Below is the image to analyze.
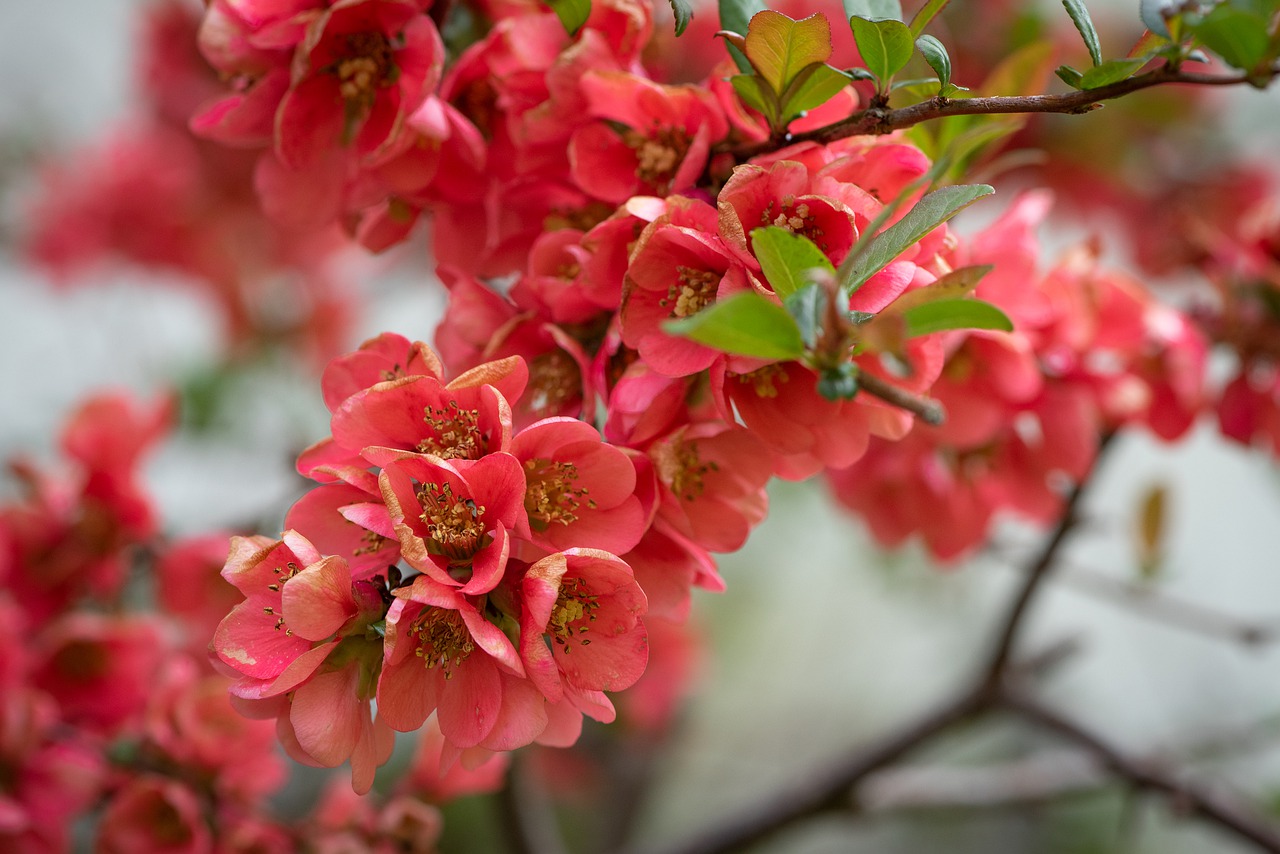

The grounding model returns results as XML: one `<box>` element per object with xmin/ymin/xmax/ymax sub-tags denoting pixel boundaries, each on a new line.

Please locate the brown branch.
<box><xmin>724</xmin><ymin>64</ymin><xmax>1279</xmax><ymax>161</ymax></box>
<box><xmin>1004</xmin><ymin>691</ymin><xmax>1280</xmax><ymax>854</ymax></box>
<box><xmin>637</xmin><ymin>683</ymin><xmax>990</xmax><ymax>854</ymax></box>
<box><xmin>500</xmin><ymin>754</ymin><xmax>570</xmax><ymax>854</ymax></box>
<box><xmin>1055</xmin><ymin>563</ymin><xmax>1280</xmax><ymax>649</ymax></box>
<box><xmin>979</xmin><ymin>432</ymin><xmax>1116</xmax><ymax>688</ymax></box>
<box><xmin>856</xmin><ymin>370</ymin><xmax>946</xmax><ymax>425</ymax></box>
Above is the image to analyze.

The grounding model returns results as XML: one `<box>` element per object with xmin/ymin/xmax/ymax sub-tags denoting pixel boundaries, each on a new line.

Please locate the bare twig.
<box><xmin>1005</xmin><ymin>691</ymin><xmax>1280</xmax><ymax>853</ymax></box>
<box><xmin>980</xmin><ymin>433</ymin><xmax>1116</xmax><ymax>688</ymax></box>
<box><xmin>1056</xmin><ymin>564</ymin><xmax>1280</xmax><ymax>648</ymax></box>
<box><xmin>500</xmin><ymin>754</ymin><xmax>570</xmax><ymax>854</ymax></box>
<box><xmin>639</xmin><ymin>683</ymin><xmax>989</xmax><ymax>854</ymax></box>
<box><xmin>856</xmin><ymin>370</ymin><xmax>945</xmax><ymax>425</ymax></box>
<box><xmin>724</xmin><ymin>65</ymin><xmax>1280</xmax><ymax>160</ymax></box>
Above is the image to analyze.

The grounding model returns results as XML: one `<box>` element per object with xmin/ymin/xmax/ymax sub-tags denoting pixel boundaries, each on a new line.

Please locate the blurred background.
<box><xmin>3</xmin><ymin>1</ymin><xmax>1280</xmax><ymax>852</ymax></box>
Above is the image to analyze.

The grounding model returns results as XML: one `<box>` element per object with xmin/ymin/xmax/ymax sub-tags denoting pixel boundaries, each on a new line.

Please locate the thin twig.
<box><xmin>1055</xmin><ymin>564</ymin><xmax>1280</xmax><ymax>648</ymax></box>
<box><xmin>1004</xmin><ymin>691</ymin><xmax>1280</xmax><ymax>853</ymax></box>
<box><xmin>980</xmin><ymin>433</ymin><xmax>1116</xmax><ymax>688</ymax></box>
<box><xmin>500</xmin><ymin>753</ymin><xmax>570</xmax><ymax>854</ymax></box>
<box><xmin>857</xmin><ymin>370</ymin><xmax>945</xmax><ymax>425</ymax></box>
<box><xmin>724</xmin><ymin>65</ymin><xmax>1279</xmax><ymax>160</ymax></box>
<box><xmin>637</xmin><ymin>683</ymin><xmax>990</xmax><ymax>854</ymax></box>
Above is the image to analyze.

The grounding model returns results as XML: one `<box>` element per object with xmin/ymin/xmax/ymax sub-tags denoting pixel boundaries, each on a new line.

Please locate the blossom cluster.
<box><xmin>14</xmin><ymin>0</ymin><xmax>1280</xmax><ymax>844</ymax></box>
<box><xmin>0</xmin><ymin>393</ymin><xmax>514</xmax><ymax>852</ymax></box>
<box><xmin>183</xmin><ymin>0</ymin><xmax>1237</xmax><ymax>787</ymax></box>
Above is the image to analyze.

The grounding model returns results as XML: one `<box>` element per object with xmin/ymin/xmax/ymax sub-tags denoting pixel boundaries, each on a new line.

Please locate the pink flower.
<box><xmin>96</xmin><ymin>777</ymin><xmax>212</xmax><ymax>854</ymax></box>
<box><xmin>376</xmin><ymin>575</ymin><xmax>529</xmax><ymax>745</ymax></box>
<box><xmin>621</xmin><ymin>196</ymin><xmax>752</xmax><ymax>377</ymax></box>
<box><xmin>275</xmin><ymin>0</ymin><xmax>443</xmax><ymax>168</ymax></box>
<box><xmin>510</xmin><ymin>418</ymin><xmax>647</xmax><ymax>556</ymax></box>
<box><xmin>379</xmin><ymin>453</ymin><xmax>527</xmax><ymax>594</ymax></box>
<box><xmin>649</xmin><ymin>422</ymin><xmax>771</xmax><ymax>553</ymax></box>
<box><xmin>519</xmin><ymin>550</ymin><xmax>648</xmax><ymax>702</ymax></box>
<box><xmin>32</xmin><ymin>614</ymin><xmax>165</xmax><ymax>737</ymax></box>
<box><xmin>569</xmin><ymin>71</ymin><xmax>728</xmax><ymax>203</ymax></box>
<box><xmin>154</xmin><ymin>533</ymin><xmax>245</xmax><ymax>651</ymax></box>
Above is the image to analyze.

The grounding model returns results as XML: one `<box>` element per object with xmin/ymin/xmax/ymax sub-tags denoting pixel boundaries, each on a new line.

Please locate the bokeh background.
<box><xmin>3</xmin><ymin>1</ymin><xmax>1280</xmax><ymax>851</ymax></box>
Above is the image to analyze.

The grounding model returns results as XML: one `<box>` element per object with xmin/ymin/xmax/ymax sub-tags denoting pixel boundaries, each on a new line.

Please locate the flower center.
<box><xmin>416</xmin><ymin>483</ymin><xmax>488</xmax><ymax>563</ymax></box>
<box><xmin>661</xmin><ymin>265</ymin><xmax>720</xmax><ymax>318</ymax></box>
<box><xmin>623</xmin><ymin>126</ymin><xmax>692</xmax><ymax>190</ymax></box>
<box><xmin>411</xmin><ymin>608</ymin><xmax>474</xmax><ymax>678</ymax></box>
<box><xmin>416</xmin><ymin>400</ymin><xmax>484</xmax><ymax>460</ymax></box>
<box><xmin>527</xmin><ymin>351</ymin><xmax>581</xmax><ymax>417</ymax></box>
<box><xmin>265</xmin><ymin>560</ymin><xmax>302</xmax><ymax>635</ymax></box>
<box><xmin>733</xmin><ymin>363</ymin><xmax>790</xmax><ymax>398</ymax></box>
<box><xmin>524</xmin><ymin>459</ymin><xmax>596</xmax><ymax>531</ymax></box>
<box><xmin>548</xmin><ymin>576</ymin><xmax>599</xmax><ymax>653</ymax></box>
<box><xmin>658</xmin><ymin>440</ymin><xmax>717</xmax><ymax>502</ymax></box>
<box><xmin>335</xmin><ymin>32</ymin><xmax>398</xmax><ymax>107</ymax></box>
<box><xmin>758</xmin><ymin>195</ymin><xmax>828</xmax><ymax>252</ymax></box>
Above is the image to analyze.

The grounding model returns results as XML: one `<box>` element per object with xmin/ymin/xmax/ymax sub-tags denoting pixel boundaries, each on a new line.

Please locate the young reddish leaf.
<box><xmin>885</xmin><ymin>265</ymin><xmax>993</xmax><ymax>312</ymax></box>
<box><xmin>664</xmin><ymin>291</ymin><xmax>805</xmax><ymax>360</ymax></box>
<box><xmin>750</xmin><ymin>227</ymin><xmax>836</xmax><ymax>298</ymax></box>
<box><xmin>745</xmin><ymin>11</ymin><xmax>834</xmax><ymax>95</ymax></box>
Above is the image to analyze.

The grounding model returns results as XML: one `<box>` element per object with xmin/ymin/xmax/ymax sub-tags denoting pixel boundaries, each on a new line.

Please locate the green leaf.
<box><xmin>746</xmin><ymin>11</ymin><xmax>834</xmax><ymax>94</ymax></box>
<box><xmin>750</xmin><ymin>227</ymin><xmax>836</xmax><ymax>297</ymax></box>
<box><xmin>1079</xmin><ymin>56</ymin><xmax>1146</xmax><ymax>88</ymax></box>
<box><xmin>849</xmin><ymin>16</ymin><xmax>916</xmax><ymax>85</ymax></box>
<box><xmin>731</xmin><ymin>74</ymin><xmax>776</xmax><ymax>121</ymax></box>
<box><xmin>889</xmin><ymin>264</ymin><xmax>993</xmax><ymax>311</ymax></box>
<box><xmin>784</xmin><ymin>281</ymin><xmax>827</xmax><ymax>348</ymax></box>
<box><xmin>915</xmin><ymin>34</ymin><xmax>953</xmax><ymax>93</ymax></box>
<box><xmin>1055</xmin><ymin>64</ymin><xmax>1085</xmax><ymax>88</ymax></box>
<box><xmin>720</xmin><ymin>0</ymin><xmax>767</xmax><ymax>72</ymax></box>
<box><xmin>908</xmin><ymin>0</ymin><xmax>951</xmax><ymax>35</ymax></box>
<box><xmin>1061</xmin><ymin>0</ymin><xmax>1103</xmax><ymax>66</ymax></box>
<box><xmin>838</xmin><ymin>183</ymin><xmax>994</xmax><ymax>293</ymax></box>
<box><xmin>780</xmin><ymin>62</ymin><xmax>851</xmax><ymax>118</ymax></box>
<box><xmin>1189</xmin><ymin>5</ymin><xmax>1271</xmax><ymax>72</ymax></box>
<box><xmin>843</xmin><ymin>0</ymin><xmax>902</xmax><ymax>20</ymax></box>
<box><xmin>545</xmin><ymin>0</ymin><xmax>591</xmax><ymax>35</ymax></box>
<box><xmin>664</xmin><ymin>291</ymin><xmax>805</xmax><ymax>360</ymax></box>
<box><xmin>668</xmin><ymin>0</ymin><xmax>693</xmax><ymax>36</ymax></box>
<box><xmin>901</xmin><ymin>298</ymin><xmax>1013</xmax><ymax>337</ymax></box>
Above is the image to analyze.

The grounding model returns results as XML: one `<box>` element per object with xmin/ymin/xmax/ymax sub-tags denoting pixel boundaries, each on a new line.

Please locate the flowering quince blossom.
<box><xmin>213</xmin><ymin>531</ymin><xmax>392</xmax><ymax>793</ymax></box>
<box><xmin>379</xmin><ymin>453</ymin><xmax>527</xmax><ymax>594</ymax></box>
